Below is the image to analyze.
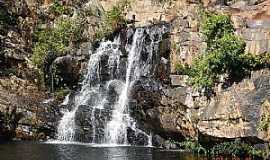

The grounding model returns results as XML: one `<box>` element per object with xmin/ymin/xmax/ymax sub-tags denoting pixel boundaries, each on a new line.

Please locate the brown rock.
<box><xmin>198</xmin><ymin>69</ymin><xmax>270</xmax><ymax>142</ymax></box>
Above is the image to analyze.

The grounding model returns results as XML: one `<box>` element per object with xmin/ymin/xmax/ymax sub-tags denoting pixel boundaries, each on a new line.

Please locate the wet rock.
<box><xmin>127</xmin><ymin>127</ymin><xmax>149</xmax><ymax>146</ymax></box>
<box><xmin>132</xmin><ymin>79</ymin><xmax>197</xmax><ymax>143</ymax></box>
<box><xmin>164</xmin><ymin>140</ymin><xmax>178</xmax><ymax>150</ymax></box>
<box><xmin>152</xmin><ymin>134</ymin><xmax>166</xmax><ymax>148</ymax></box>
<box><xmin>53</xmin><ymin>55</ymin><xmax>82</xmax><ymax>89</ymax></box>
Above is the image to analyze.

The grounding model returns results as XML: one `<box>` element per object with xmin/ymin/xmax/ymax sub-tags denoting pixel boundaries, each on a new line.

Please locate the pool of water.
<box><xmin>0</xmin><ymin>141</ymin><xmax>200</xmax><ymax>160</ymax></box>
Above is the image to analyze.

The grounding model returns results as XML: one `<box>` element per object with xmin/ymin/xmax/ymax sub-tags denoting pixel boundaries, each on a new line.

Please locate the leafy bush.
<box><xmin>175</xmin><ymin>63</ymin><xmax>190</xmax><ymax>75</ymax></box>
<box><xmin>189</xmin><ymin>34</ymin><xmax>248</xmax><ymax>89</ymax></box>
<box><xmin>201</xmin><ymin>13</ymin><xmax>234</xmax><ymax>50</ymax></box>
<box><xmin>95</xmin><ymin>0</ymin><xmax>131</xmax><ymax>40</ymax></box>
<box><xmin>49</xmin><ymin>0</ymin><xmax>70</xmax><ymax>16</ymax></box>
<box><xmin>32</xmin><ymin>17</ymin><xmax>83</xmax><ymax>68</ymax></box>
<box><xmin>211</xmin><ymin>140</ymin><xmax>264</xmax><ymax>158</ymax></box>
<box><xmin>187</xmin><ymin>13</ymin><xmax>270</xmax><ymax>91</ymax></box>
<box><xmin>178</xmin><ymin>139</ymin><xmax>207</xmax><ymax>155</ymax></box>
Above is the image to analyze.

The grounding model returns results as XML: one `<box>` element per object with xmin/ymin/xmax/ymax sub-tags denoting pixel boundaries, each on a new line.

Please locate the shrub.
<box><xmin>178</xmin><ymin>139</ymin><xmax>207</xmax><ymax>155</ymax></box>
<box><xmin>49</xmin><ymin>0</ymin><xmax>70</xmax><ymax>16</ymax></box>
<box><xmin>175</xmin><ymin>63</ymin><xmax>190</xmax><ymax>75</ymax></box>
<box><xmin>201</xmin><ymin>13</ymin><xmax>234</xmax><ymax>50</ymax></box>
<box><xmin>187</xmin><ymin>13</ymin><xmax>268</xmax><ymax>91</ymax></box>
<box><xmin>95</xmin><ymin>0</ymin><xmax>131</xmax><ymax>40</ymax></box>
<box><xmin>32</xmin><ymin>17</ymin><xmax>83</xmax><ymax>68</ymax></box>
<box><xmin>210</xmin><ymin>140</ymin><xmax>264</xmax><ymax>158</ymax></box>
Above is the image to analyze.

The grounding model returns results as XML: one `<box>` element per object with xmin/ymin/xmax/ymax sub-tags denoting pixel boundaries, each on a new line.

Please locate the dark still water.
<box><xmin>0</xmin><ymin>141</ymin><xmax>199</xmax><ymax>160</ymax></box>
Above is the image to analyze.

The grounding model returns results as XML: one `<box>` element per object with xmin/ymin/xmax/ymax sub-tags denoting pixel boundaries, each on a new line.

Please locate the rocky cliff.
<box><xmin>0</xmin><ymin>0</ymin><xmax>270</xmax><ymax>148</ymax></box>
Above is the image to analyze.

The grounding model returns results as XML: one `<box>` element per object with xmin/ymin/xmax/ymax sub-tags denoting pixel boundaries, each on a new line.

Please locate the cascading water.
<box><xmin>57</xmin><ymin>38</ymin><xmax>122</xmax><ymax>142</ymax></box>
<box><xmin>104</xmin><ymin>29</ymin><xmax>144</xmax><ymax>144</ymax></box>
<box><xmin>56</xmin><ymin>25</ymin><xmax>169</xmax><ymax>145</ymax></box>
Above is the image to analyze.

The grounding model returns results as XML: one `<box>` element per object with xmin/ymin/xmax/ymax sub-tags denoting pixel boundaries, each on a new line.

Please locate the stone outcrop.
<box><xmin>0</xmin><ymin>76</ymin><xmax>61</xmax><ymax>141</ymax></box>
<box><xmin>197</xmin><ymin>69</ymin><xmax>270</xmax><ymax>143</ymax></box>
<box><xmin>132</xmin><ymin>80</ymin><xmax>197</xmax><ymax>141</ymax></box>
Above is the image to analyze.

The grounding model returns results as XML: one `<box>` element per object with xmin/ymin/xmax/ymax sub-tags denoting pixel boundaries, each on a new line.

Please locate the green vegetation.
<box><xmin>171</xmin><ymin>139</ymin><xmax>266</xmax><ymax>158</ymax></box>
<box><xmin>49</xmin><ymin>0</ymin><xmax>71</xmax><ymax>16</ymax></box>
<box><xmin>178</xmin><ymin>139</ymin><xmax>207</xmax><ymax>155</ymax></box>
<box><xmin>175</xmin><ymin>63</ymin><xmax>190</xmax><ymax>75</ymax></box>
<box><xmin>258</xmin><ymin>101</ymin><xmax>270</xmax><ymax>131</ymax></box>
<box><xmin>210</xmin><ymin>140</ymin><xmax>264</xmax><ymax>158</ymax></box>
<box><xmin>189</xmin><ymin>33</ymin><xmax>247</xmax><ymax>90</ymax></box>
<box><xmin>32</xmin><ymin>17</ymin><xmax>83</xmax><ymax>68</ymax></box>
<box><xmin>95</xmin><ymin>0</ymin><xmax>131</xmax><ymax>40</ymax></box>
<box><xmin>54</xmin><ymin>88</ymin><xmax>71</xmax><ymax>100</ymax></box>
<box><xmin>258</xmin><ymin>116</ymin><xmax>270</xmax><ymax>131</ymax></box>
<box><xmin>201</xmin><ymin>13</ymin><xmax>234</xmax><ymax>49</ymax></box>
<box><xmin>175</xmin><ymin>12</ymin><xmax>270</xmax><ymax>93</ymax></box>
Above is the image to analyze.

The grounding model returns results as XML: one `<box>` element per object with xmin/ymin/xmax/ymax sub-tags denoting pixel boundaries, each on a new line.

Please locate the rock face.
<box><xmin>131</xmin><ymin>80</ymin><xmax>197</xmax><ymax>142</ymax></box>
<box><xmin>0</xmin><ymin>0</ymin><xmax>36</xmax><ymax>62</ymax></box>
<box><xmin>0</xmin><ymin>76</ymin><xmax>61</xmax><ymax>140</ymax></box>
<box><xmin>198</xmin><ymin>69</ymin><xmax>270</xmax><ymax>143</ymax></box>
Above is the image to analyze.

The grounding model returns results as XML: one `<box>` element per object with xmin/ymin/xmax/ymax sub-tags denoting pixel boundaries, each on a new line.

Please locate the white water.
<box><xmin>56</xmin><ymin>26</ymin><xmax>167</xmax><ymax>145</ymax></box>
<box><xmin>105</xmin><ymin>29</ymin><xmax>144</xmax><ymax>144</ymax></box>
<box><xmin>57</xmin><ymin>38</ymin><xmax>122</xmax><ymax>142</ymax></box>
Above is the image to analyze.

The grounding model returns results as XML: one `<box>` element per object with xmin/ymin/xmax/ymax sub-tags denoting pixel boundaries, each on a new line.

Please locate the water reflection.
<box><xmin>55</xmin><ymin>145</ymin><xmax>155</xmax><ymax>160</ymax></box>
<box><xmin>0</xmin><ymin>142</ymin><xmax>197</xmax><ymax>160</ymax></box>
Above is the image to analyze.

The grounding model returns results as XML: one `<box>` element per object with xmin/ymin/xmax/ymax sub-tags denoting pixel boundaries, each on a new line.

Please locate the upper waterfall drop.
<box><xmin>55</xmin><ymin>24</ymin><xmax>170</xmax><ymax>146</ymax></box>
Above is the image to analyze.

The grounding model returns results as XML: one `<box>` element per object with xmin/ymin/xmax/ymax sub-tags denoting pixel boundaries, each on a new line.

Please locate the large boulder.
<box><xmin>131</xmin><ymin>78</ymin><xmax>197</xmax><ymax>142</ymax></box>
<box><xmin>52</xmin><ymin>55</ymin><xmax>82</xmax><ymax>89</ymax></box>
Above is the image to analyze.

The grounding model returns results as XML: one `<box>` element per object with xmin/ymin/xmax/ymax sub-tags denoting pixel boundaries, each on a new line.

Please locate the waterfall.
<box><xmin>57</xmin><ymin>37</ymin><xmax>122</xmax><ymax>142</ymax></box>
<box><xmin>104</xmin><ymin>29</ymin><xmax>143</xmax><ymax>144</ymax></box>
<box><xmin>56</xmin><ymin>25</ymin><xmax>169</xmax><ymax>145</ymax></box>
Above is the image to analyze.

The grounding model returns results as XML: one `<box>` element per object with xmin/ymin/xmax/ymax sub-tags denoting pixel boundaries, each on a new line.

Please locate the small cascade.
<box><xmin>56</xmin><ymin>25</ymin><xmax>169</xmax><ymax>146</ymax></box>
<box><xmin>57</xmin><ymin>37</ymin><xmax>122</xmax><ymax>142</ymax></box>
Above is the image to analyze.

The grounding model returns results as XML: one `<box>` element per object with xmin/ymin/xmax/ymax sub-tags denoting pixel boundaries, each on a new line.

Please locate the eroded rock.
<box><xmin>198</xmin><ymin>69</ymin><xmax>270</xmax><ymax>143</ymax></box>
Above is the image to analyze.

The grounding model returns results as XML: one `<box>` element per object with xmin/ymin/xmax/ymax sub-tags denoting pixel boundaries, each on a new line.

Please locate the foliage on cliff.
<box><xmin>95</xmin><ymin>0</ymin><xmax>131</xmax><ymax>40</ymax></box>
<box><xmin>176</xmin><ymin>12</ymin><xmax>270</xmax><ymax>92</ymax></box>
<box><xmin>32</xmin><ymin>17</ymin><xmax>83</xmax><ymax>68</ymax></box>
